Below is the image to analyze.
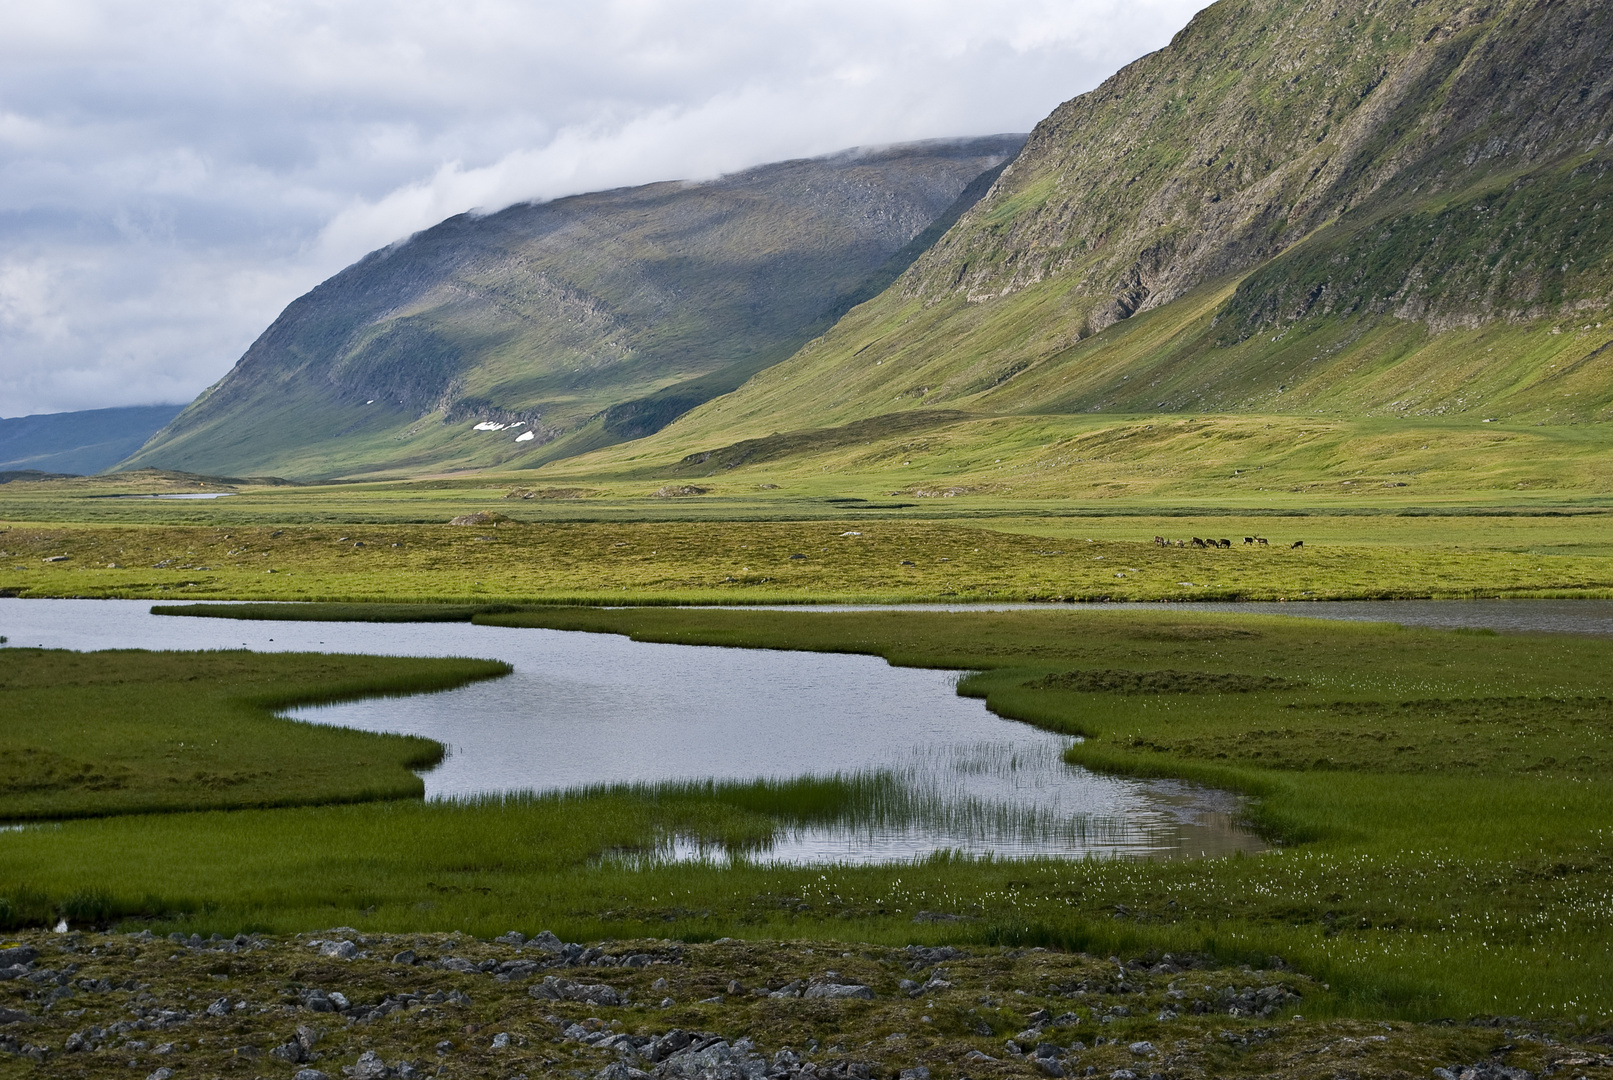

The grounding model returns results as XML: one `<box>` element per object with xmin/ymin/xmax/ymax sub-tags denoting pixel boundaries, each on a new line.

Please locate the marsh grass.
<box><xmin>0</xmin><ymin>648</ymin><xmax>509</xmax><ymax>819</ymax></box>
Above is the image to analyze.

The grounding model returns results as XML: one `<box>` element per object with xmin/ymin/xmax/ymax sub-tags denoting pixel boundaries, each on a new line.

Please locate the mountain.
<box><xmin>0</xmin><ymin>404</ymin><xmax>185</xmax><ymax>475</ymax></box>
<box><xmin>603</xmin><ymin>0</ymin><xmax>1613</xmax><ymax>466</ymax></box>
<box><xmin>122</xmin><ymin>137</ymin><xmax>1026</xmax><ymax>480</ymax></box>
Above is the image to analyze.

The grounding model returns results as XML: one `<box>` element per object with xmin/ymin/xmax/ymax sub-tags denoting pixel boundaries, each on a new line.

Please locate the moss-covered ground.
<box><xmin>6</xmin><ymin>928</ymin><xmax>1604</xmax><ymax>1080</ymax></box>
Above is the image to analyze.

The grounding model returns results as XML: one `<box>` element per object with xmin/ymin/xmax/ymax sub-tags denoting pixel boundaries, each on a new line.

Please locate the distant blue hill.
<box><xmin>0</xmin><ymin>404</ymin><xmax>186</xmax><ymax>475</ymax></box>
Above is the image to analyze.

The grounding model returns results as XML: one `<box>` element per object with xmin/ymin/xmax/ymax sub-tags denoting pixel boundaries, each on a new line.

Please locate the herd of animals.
<box><xmin>1153</xmin><ymin>535</ymin><xmax>1304</xmax><ymax>549</ymax></box>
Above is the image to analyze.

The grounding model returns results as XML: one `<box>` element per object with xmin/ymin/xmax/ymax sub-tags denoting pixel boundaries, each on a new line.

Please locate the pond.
<box><xmin>0</xmin><ymin>598</ymin><xmax>1262</xmax><ymax>865</ymax></box>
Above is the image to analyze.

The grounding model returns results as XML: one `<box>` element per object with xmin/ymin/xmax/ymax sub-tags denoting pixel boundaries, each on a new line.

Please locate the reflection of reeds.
<box><xmin>535</xmin><ymin>767</ymin><xmax>1151</xmax><ymax>866</ymax></box>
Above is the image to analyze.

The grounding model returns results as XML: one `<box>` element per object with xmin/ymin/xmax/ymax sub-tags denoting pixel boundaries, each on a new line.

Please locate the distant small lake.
<box><xmin>0</xmin><ymin>598</ymin><xmax>1261</xmax><ymax>865</ymax></box>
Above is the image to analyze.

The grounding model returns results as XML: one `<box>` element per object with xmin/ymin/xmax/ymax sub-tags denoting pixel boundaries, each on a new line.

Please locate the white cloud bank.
<box><xmin>0</xmin><ymin>0</ymin><xmax>1211</xmax><ymax>417</ymax></box>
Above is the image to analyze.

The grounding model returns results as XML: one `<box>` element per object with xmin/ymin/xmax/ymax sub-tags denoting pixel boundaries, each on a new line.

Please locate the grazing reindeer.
<box><xmin>1291</xmin><ymin>540</ymin><xmax>1304</xmax><ymax>549</ymax></box>
<box><xmin>1191</xmin><ymin>537</ymin><xmax>1207</xmax><ymax>548</ymax></box>
<box><xmin>1154</xmin><ymin>535</ymin><xmax>1166</xmax><ymax>546</ymax></box>
<box><xmin>1243</xmin><ymin>536</ymin><xmax>1255</xmax><ymax>545</ymax></box>
<box><xmin>1218</xmin><ymin>538</ymin><xmax>1232</xmax><ymax>548</ymax></box>
<box><xmin>1255</xmin><ymin>536</ymin><xmax>1269</xmax><ymax>545</ymax></box>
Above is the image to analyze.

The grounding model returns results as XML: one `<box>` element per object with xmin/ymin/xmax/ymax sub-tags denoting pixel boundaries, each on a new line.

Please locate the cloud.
<box><xmin>0</xmin><ymin>0</ymin><xmax>1211</xmax><ymax>417</ymax></box>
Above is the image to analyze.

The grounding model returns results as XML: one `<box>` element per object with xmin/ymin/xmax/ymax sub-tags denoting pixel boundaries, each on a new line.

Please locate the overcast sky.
<box><xmin>0</xmin><ymin>0</ymin><xmax>1211</xmax><ymax>418</ymax></box>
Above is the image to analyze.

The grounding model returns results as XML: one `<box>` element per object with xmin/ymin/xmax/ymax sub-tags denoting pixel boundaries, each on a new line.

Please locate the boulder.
<box><xmin>803</xmin><ymin>982</ymin><xmax>875</xmax><ymax>1000</ymax></box>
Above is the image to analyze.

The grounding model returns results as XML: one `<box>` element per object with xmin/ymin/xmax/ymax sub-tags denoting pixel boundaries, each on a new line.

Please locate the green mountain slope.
<box><xmin>123</xmin><ymin>137</ymin><xmax>1025</xmax><ymax>480</ymax></box>
<box><xmin>602</xmin><ymin>0</ymin><xmax>1613</xmax><ymax>468</ymax></box>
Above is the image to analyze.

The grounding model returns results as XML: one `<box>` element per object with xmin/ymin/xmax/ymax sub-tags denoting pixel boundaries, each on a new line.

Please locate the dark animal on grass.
<box><xmin>1154</xmin><ymin>535</ymin><xmax>1166</xmax><ymax>546</ymax></box>
<box><xmin>1218</xmin><ymin>539</ymin><xmax>1232</xmax><ymax>549</ymax></box>
<box><xmin>1291</xmin><ymin>540</ymin><xmax>1304</xmax><ymax>549</ymax></box>
<box><xmin>1191</xmin><ymin>537</ymin><xmax>1207</xmax><ymax>548</ymax></box>
<box><xmin>1244</xmin><ymin>537</ymin><xmax>1255</xmax><ymax>545</ymax></box>
<box><xmin>1257</xmin><ymin>537</ymin><xmax>1268</xmax><ymax>545</ymax></box>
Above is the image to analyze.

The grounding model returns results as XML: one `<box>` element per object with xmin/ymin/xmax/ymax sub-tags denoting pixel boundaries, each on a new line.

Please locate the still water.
<box><xmin>0</xmin><ymin>598</ymin><xmax>1263</xmax><ymax>864</ymax></box>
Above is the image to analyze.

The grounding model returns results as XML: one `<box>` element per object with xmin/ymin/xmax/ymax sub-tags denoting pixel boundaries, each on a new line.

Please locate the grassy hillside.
<box><xmin>122</xmin><ymin>138</ymin><xmax>1024</xmax><ymax>481</ymax></box>
<box><xmin>559</xmin><ymin>0</ymin><xmax>1612</xmax><ymax>476</ymax></box>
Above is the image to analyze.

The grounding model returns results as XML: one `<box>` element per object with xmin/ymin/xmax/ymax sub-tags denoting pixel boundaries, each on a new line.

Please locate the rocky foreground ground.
<box><xmin>0</xmin><ymin>928</ymin><xmax>1607</xmax><ymax>1080</ymax></box>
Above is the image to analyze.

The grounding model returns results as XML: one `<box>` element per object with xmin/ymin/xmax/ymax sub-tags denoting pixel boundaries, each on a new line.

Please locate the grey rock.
<box><xmin>1128</xmin><ymin>1042</ymin><xmax>1155</xmax><ymax>1056</ymax></box>
<box><xmin>301</xmin><ymin>990</ymin><xmax>335</xmax><ymax>1012</ymax></box>
<box><xmin>1034</xmin><ymin>1060</ymin><xmax>1065</xmax><ymax>1078</ymax></box>
<box><xmin>491</xmin><ymin>1032</ymin><xmax>510</xmax><ymax>1049</ymax></box>
<box><xmin>899</xmin><ymin>1068</ymin><xmax>931</xmax><ymax>1080</ymax></box>
<box><xmin>349</xmin><ymin>1049</ymin><xmax>392</xmax><ymax>1079</ymax></box>
<box><xmin>597</xmin><ymin>1064</ymin><xmax>653</xmax><ymax>1080</ymax></box>
<box><xmin>294</xmin><ymin>1071</ymin><xmax>332</xmax><ymax>1080</ymax></box>
<box><xmin>530</xmin><ymin>975</ymin><xmax>622</xmax><ymax>1006</ymax></box>
<box><xmin>271</xmin><ymin>1041</ymin><xmax>305</xmax><ymax>1062</ymax></box>
<box><xmin>297</xmin><ymin>1023</ymin><xmax>323</xmax><ymax>1052</ymax></box>
<box><xmin>803</xmin><ymin>982</ymin><xmax>874</xmax><ymax>1000</ymax></box>
<box><xmin>0</xmin><ymin>965</ymin><xmax>27</xmax><ymax>981</ymax></box>
<box><xmin>0</xmin><ymin>946</ymin><xmax>37</xmax><ymax>967</ymax></box>
<box><xmin>0</xmin><ymin>1007</ymin><xmax>35</xmax><ymax>1024</ymax></box>
<box><xmin>657</xmin><ymin>1038</ymin><xmax>767</xmax><ymax>1080</ymax></box>
<box><xmin>391</xmin><ymin>950</ymin><xmax>417</xmax><ymax>965</ymax></box>
<box><xmin>146</xmin><ymin>1070</ymin><xmax>174</xmax><ymax>1080</ymax></box>
<box><xmin>319</xmin><ymin>940</ymin><xmax>357</xmax><ymax>960</ymax></box>
<box><xmin>1439</xmin><ymin>1067</ymin><xmax>1537</xmax><ymax>1080</ymax></box>
<box><xmin>495</xmin><ymin>931</ymin><xmax>526</xmax><ymax>947</ymax></box>
<box><xmin>529</xmin><ymin>930</ymin><xmax>566</xmax><ymax>954</ymax></box>
<box><xmin>438</xmin><ymin>957</ymin><xmax>480</xmax><ymax>974</ymax></box>
<box><xmin>205</xmin><ymin>996</ymin><xmax>232</xmax><ymax>1017</ymax></box>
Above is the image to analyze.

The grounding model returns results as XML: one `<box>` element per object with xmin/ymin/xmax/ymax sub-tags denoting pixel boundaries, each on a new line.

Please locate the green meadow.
<box><xmin>0</xmin><ymin>648</ymin><xmax>507</xmax><ymax>819</ymax></box>
<box><xmin>6</xmin><ymin>606</ymin><xmax>1613</xmax><ymax>1025</ymax></box>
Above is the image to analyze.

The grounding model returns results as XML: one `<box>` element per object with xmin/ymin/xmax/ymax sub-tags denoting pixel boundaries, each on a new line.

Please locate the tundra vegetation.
<box><xmin>3</xmin><ymin>608</ymin><xmax>1613</xmax><ymax>1079</ymax></box>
